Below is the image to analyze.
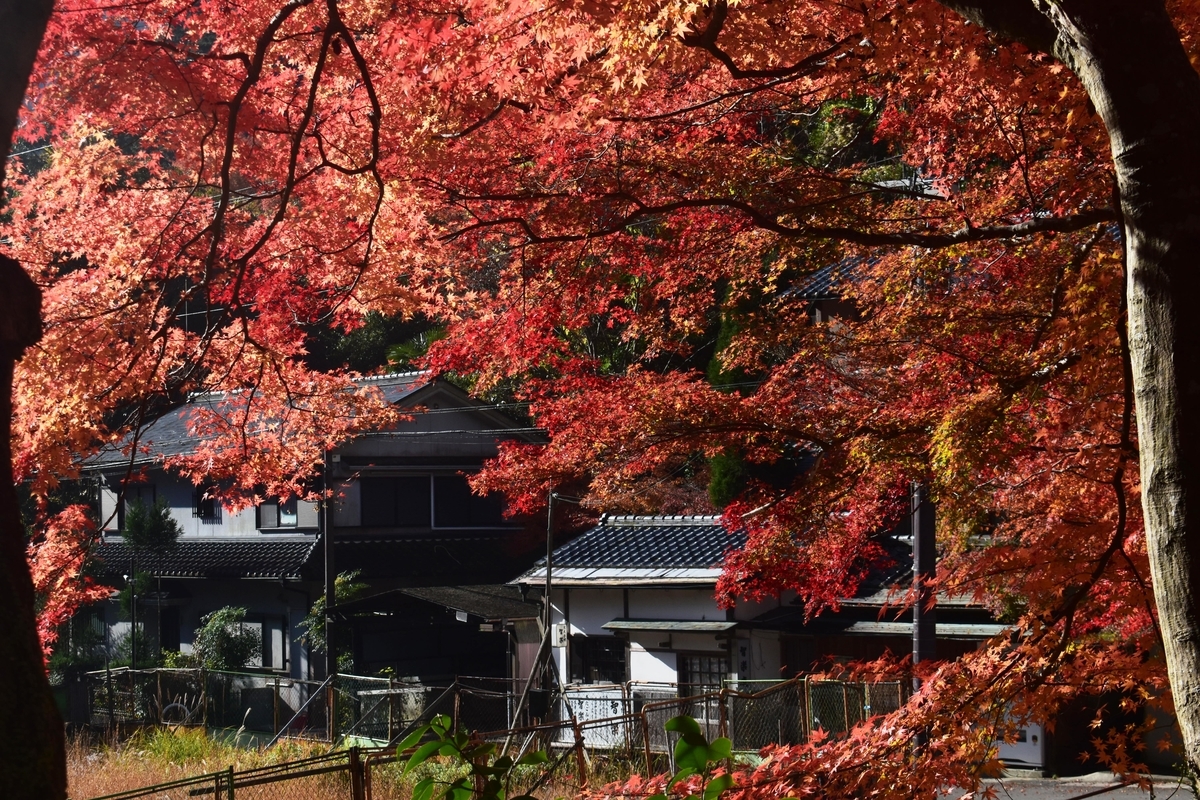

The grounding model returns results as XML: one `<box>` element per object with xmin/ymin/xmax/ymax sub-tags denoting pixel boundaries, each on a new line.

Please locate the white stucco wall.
<box><xmin>628</xmin><ymin>589</ymin><xmax>723</xmax><ymax>621</ymax></box>
<box><xmin>565</xmin><ymin>588</ymin><xmax>624</xmax><ymax>635</ymax></box>
<box><xmin>629</xmin><ymin>644</ymin><xmax>677</xmax><ymax>684</ymax></box>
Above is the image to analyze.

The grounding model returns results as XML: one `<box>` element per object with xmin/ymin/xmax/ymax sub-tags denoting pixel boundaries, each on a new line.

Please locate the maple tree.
<box><xmin>3</xmin><ymin>0</ymin><xmax>1200</xmax><ymax>796</ymax></box>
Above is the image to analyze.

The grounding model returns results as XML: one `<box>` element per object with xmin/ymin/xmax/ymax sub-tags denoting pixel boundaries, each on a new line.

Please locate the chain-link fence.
<box><xmin>82</xmin><ymin>676</ymin><xmax>912</xmax><ymax>800</ymax></box>
<box><xmin>81</xmin><ymin>667</ymin><xmax>329</xmax><ymax>737</ymax></box>
<box><xmin>805</xmin><ymin>678</ymin><xmax>907</xmax><ymax>737</ymax></box>
<box><xmin>78</xmin><ymin>670</ymin><xmax>906</xmax><ymax>755</ymax></box>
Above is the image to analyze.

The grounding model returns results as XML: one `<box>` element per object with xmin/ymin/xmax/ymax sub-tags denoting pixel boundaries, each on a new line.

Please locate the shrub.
<box><xmin>192</xmin><ymin>607</ymin><xmax>260</xmax><ymax>671</ymax></box>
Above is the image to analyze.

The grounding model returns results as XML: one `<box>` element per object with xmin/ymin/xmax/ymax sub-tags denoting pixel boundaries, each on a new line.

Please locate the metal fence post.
<box><xmin>226</xmin><ymin>765</ymin><xmax>235</xmax><ymax>800</ymax></box>
<box><xmin>718</xmin><ymin>688</ymin><xmax>728</xmax><ymax>740</ymax></box>
<box><xmin>106</xmin><ymin>667</ymin><xmax>115</xmax><ymax>729</ymax></box>
<box><xmin>640</xmin><ymin>711</ymin><xmax>652</xmax><ymax>777</ymax></box>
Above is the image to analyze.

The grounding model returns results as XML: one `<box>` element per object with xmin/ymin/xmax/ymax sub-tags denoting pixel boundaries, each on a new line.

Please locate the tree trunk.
<box><xmin>941</xmin><ymin>0</ymin><xmax>1200</xmax><ymax>775</ymax></box>
<box><xmin>0</xmin><ymin>1</ymin><xmax>59</xmax><ymax>797</ymax></box>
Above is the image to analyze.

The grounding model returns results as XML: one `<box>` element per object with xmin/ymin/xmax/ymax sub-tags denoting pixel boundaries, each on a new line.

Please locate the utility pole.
<box><xmin>322</xmin><ymin>450</ymin><xmax>336</xmax><ymax>740</ymax></box>
<box><xmin>911</xmin><ymin>482</ymin><xmax>936</xmax><ymax>682</ymax></box>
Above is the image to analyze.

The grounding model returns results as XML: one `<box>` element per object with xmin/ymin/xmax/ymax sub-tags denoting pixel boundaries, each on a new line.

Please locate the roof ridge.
<box><xmin>602</xmin><ymin>515</ymin><xmax>723</xmax><ymax>526</ymax></box>
<box><xmin>356</xmin><ymin>370</ymin><xmax>429</xmax><ymax>382</ymax></box>
<box><xmin>183</xmin><ymin>370</ymin><xmax>429</xmax><ymax>400</ymax></box>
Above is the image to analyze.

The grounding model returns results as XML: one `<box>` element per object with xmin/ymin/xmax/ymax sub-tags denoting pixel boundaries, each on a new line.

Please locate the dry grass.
<box><xmin>67</xmin><ymin>728</ymin><xmax>335</xmax><ymax>799</ymax></box>
<box><xmin>68</xmin><ymin>728</ymin><xmax>627</xmax><ymax>800</ymax></box>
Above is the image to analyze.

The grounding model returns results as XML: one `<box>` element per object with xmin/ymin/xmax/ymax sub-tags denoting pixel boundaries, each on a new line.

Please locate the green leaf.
<box><xmin>412</xmin><ymin>777</ymin><xmax>436</xmax><ymax>800</ymax></box>
<box><xmin>396</xmin><ymin>725</ymin><xmax>429</xmax><ymax>753</ymax></box>
<box><xmin>674</xmin><ymin>733</ymin><xmax>713</xmax><ymax>771</ymax></box>
<box><xmin>516</xmin><ymin>750</ymin><xmax>550</xmax><ymax>766</ymax></box>
<box><xmin>708</xmin><ymin>737</ymin><xmax>732</xmax><ymax>761</ymax></box>
<box><xmin>491</xmin><ymin>755</ymin><xmax>514</xmax><ymax>771</ymax></box>
<box><xmin>703</xmin><ymin>773</ymin><xmax>735</xmax><ymax>800</ymax></box>
<box><xmin>446</xmin><ymin>778</ymin><xmax>473</xmax><ymax>800</ymax></box>
<box><xmin>664</xmin><ymin>715</ymin><xmax>703</xmax><ymax>737</ymax></box>
<box><xmin>404</xmin><ymin>740</ymin><xmax>444</xmax><ymax>775</ymax></box>
<box><xmin>430</xmin><ymin>714</ymin><xmax>452</xmax><ymax>735</ymax></box>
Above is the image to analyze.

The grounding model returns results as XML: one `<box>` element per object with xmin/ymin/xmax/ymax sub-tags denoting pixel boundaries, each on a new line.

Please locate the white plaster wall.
<box><xmin>99</xmin><ymin>485</ymin><xmax>119</xmax><ymax>532</ymax></box>
<box><xmin>749</xmin><ymin>630</ymin><xmax>782</xmax><ymax>681</ymax></box>
<box><xmin>565</xmin><ymin>588</ymin><xmax>624</xmax><ymax>636</ymax></box>
<box><xmin>670</xmin><ymin>632</ymin><xmax>727</xmax><ymax>653</ymax></box>
<box><xmin>628</xmin><ymin>589</ymin><xmax>722</xmax><ymax>621</ymax></box>
<box><xmin>629</xmin><ymin>645</ymin><xmax>677</xmax><ymax>684</ymax></box>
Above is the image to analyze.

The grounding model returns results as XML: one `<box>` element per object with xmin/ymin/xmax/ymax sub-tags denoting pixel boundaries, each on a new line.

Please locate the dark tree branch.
<box><xmin>934</xmin><ymin>0</ymin><xmax>1057</xmax><ymax>54</ymax></box>
<box><xmin>681</xmin><ymin>0</ymin><xmax>862</xmax><ymax>80</ymax></box>
<box><xmin>442</xmin><ymin>190</ymin><xmax>1118</xmax><ymax>249</ymax></box>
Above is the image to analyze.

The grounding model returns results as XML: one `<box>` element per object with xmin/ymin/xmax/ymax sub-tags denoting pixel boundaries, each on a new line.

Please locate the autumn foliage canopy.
<box><xmin>6</xmin><ymin>0</ymin><xmax>1191</xmax><ymax>793</ymax></box>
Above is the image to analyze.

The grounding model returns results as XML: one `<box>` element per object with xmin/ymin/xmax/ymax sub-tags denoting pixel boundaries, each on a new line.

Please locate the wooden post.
<box><xmin>571</xmin><ymin>717</ymin><xmax>587</xmax><ymax>789</ymax></box>
<box><xmin>349</xmin><ymin>746</ymin><xmax>366</xmax><ymax>800</ymax></box>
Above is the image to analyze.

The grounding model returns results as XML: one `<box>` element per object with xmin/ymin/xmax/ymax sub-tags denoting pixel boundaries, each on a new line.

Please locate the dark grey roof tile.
<box><xmin>95</xmin><ymin>536</ymin><xmax>318</xmax><ymax>580</ymax></box>
<box><xmin>550</xmin><ymin>515</ymin><xmax>744</xmax><ymax>569</ymax></box>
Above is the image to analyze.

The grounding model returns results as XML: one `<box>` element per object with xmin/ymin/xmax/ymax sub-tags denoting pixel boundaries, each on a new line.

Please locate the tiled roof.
<box><xmin>548</xmin><ymin>516</ymin><xmax>743</xmax><ymax>569</ymax></box>
<box><xmin>94</xmin><ymin>536</ymin><xmax>318</xmax><ymax>580</ymax></box>
<box><xmin>783</xmin><ymin>260</ymin><xmax>858</xmax><ymax>300</ymax></box>
<box><xmin>86</xmin><ymin>372</ymin><xmax>429</xmax><ymax>468</ymax></box>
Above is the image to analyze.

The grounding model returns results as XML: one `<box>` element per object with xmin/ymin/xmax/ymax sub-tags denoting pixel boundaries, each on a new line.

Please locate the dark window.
<box><xmin>433</xmin><ymin>475</ymin><xmax>505</xmax><ymax>528</ymax></box>
<box><xmin>193</xmin><ymin>487</ymin><xmax>218</xmax><ymax>520</ymax></box>
<box><xmin>570</xmin><ymin>635</ymin><xmax>627</xmax><ymax>684</ymax></box>
<box><xmin>159</xmin><ymin>606</ymin><xmax>181</xmax><ymax>652</ymax></box>
<box><xmin>258</xmin><ymin>501</ymin><xmax>278</xmax><ymax>529</ymax></box>
<box><xmin>679</xmin><ymin>655</ymin><xmax>729</xmax><ymax>695</ymax></box>
<box><xmin>360</xmin><ymin>476</ymin><xmax>431</xmax><ymax>528</ymax></box>
<box><xmin>258</xmin><ymin>497</ymin><xmax>300</xmax><ymax>529</ymax></box>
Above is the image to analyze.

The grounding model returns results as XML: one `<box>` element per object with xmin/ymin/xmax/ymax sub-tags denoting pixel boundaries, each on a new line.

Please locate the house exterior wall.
<box><xmin>628</xmin><ymin>589</ymin><xmax>722</xmax><ymax>621</ymax></box>
<box><xmin>629</xmin><ymin>645</ymin><xmax>677</xmax><ymax>684</ymax></box>
<box><xmin>83</xmin><ymin>377</ymin><xmax>540</xmax><ymax>685</ymax></box>
<box><xmin>552</xmin><ymin>587</ymin><xmax>782</xmax><ymax>685</ymax></box>
<box><xmin>564</xmin><ymin>588</ymin><xmax>623</xmax><ymax>636</ymax></box>
<box><xmin>100</xmin><ymin>578</ymin><xmax>313</xmax><ymax>678</ymax></box>
<box><xmin>98</xmin><ymin>472</ymin><xmax>317</xmax><ymax>536</ymax></box>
